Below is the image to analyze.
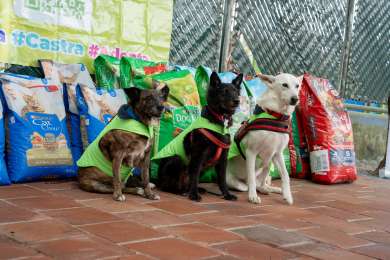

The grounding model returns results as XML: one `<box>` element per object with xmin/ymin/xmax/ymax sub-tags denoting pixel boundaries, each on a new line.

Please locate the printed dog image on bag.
<box><xmin>0</xmin><ymin>73</ymin><xmax>75</xmax><ymax>183</ymax></box>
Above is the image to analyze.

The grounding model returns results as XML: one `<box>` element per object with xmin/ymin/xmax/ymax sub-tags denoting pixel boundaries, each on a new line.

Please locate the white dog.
<box><xmin>226</xmin><ymin>73</ymin><xmax>301</xmax><ymax>204</ymax></box>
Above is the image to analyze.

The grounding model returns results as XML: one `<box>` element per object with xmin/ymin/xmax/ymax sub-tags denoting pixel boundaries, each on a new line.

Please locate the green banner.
<box><xmin>0</xmin><ymin>0</ymin><xmax>173</xmax><ymax>71</ymax></box>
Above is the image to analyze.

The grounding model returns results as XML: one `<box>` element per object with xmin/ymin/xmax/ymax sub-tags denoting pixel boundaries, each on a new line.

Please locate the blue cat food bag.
<box><xmin>40</xmin><ymin>60</ymin><xmax>95</xmax><ymax>161</ymax></box>
<box><xmin>76</xmin><ymin>86</ymin><xmax>127</xmax><ymax>144</ymax></box>
<box><xmin>0</xmin><ymin>101</ymin><xmax>10</xmax><ymax>185</ymax></box>
<box><xmin>0</xmin><ymin>73</ymin><xmax>75</xmax><ymax>183</ymax></box>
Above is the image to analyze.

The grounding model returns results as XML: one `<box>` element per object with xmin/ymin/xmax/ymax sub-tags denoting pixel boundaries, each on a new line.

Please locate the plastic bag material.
<box><xmin>120</xmin><ymin>57</ymin><xmax>167</xmax><ymax>88</ymax></box>
<box><xmin>299</xmin><ymin>73</ymin><xmax>357</xmax><ymax>184</ymax></box>
<box><xmin>0</xmin><ymin>73</ymin><xmax>75</xmax><ymax>183</ymax></box>
<box><xmin>75</xmin><ymin>86</ymin><xmax>127</xmax><ymax>145</ymax></box>
<box><xmin>4</xmin><ymin>64</ymin><xmax>44</xmax><ymax>78</ymax></box>
<box><xmin>40</xmin><ymin>60</ymin><xmax>95</xmax><ymax>161</ymax></box>
<box><xmin>0</xmin><ymin>101</ymin><xmax>10</xmax><ymax>185</ymax></box>
<box><xmin>173</xmin><ymin>65</ymin><xmax>196</xmax><ymax>77</ymax></box>
<box><xmin>94</xmin><ymin>55</ymin><xmax>121</xmax><ymax>90</ymax></box>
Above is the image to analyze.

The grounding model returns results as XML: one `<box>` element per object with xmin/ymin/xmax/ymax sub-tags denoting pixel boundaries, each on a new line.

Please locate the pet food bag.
<box><xmin>120</xmin><ymin>57</ymin><xmax>167</xmax><ymax>88</ymax></box>
<box><xmin>174</xmin><ymin>65</ymin><xmax>197</xmax><ymax>77</ymax></box>
<box><xmin>76</xmin><ymin>86</ymin><xmax>127</xmax><ymax>145</ymax></box>
<box><xmin>0</xmin><ymin>73</ymin><xmax>75</xmax><ymax>183</ymax></box>
<box><xmin>94</xmin><ymin>55</ymin><xmax>121</xmax><ymax>90</ymax></box>
<box><xmin>0</xmin><ymin>101</ymin><xmax>10</xmax><ymax>185</ymax></box>
<box><xmin>140</xmin><ymin>70</ymin><xmax>201</xmax><ymax>179</ymax></box>
<box><xmin>299</xmin><ymin>73</ymin><xmax>357</xmax><ymax>184</ymax></box>
<box><xmin>40</xmin><ymin>60</ymin><xmax>96</xmax><ymax>162</ymax></box>
<box><xmin>292</xmin><ymin>106</ymin><xmax>311</xmax><ymax>178</ymax></box>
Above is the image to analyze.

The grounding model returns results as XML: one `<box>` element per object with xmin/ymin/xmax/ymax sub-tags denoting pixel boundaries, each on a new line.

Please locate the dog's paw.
<box><xmin>248</xmin><ymin>194</ymin><xmax>261</xmax><ymax>204</ymax></box>
<box><xmin>149</xmin><ymin>183</ymin><xmax>156</xmax><ymax>189</ymax></box>
<box><xmin>188</xmin><ymin>192</ymin><xmax>202</xmax><ymax>202</ymax></box>
<box><xmin>284</xmin><ymin>195</ymin><xmax>294</xmax><ymax>205</ymax></box>
<box><xmin>257</xmin><ymin>186</ymin><xmax>270</xmax><ymax>195</ymax></box>
<box><xmin>271</xmin><ymin>187</ymin><xmax>282</xmax><ymax>194</ymax></box>
<box><xmin>113</xmin><ymin>193</ymin><xmax>126</xmax><ymax>202</ymax></box>
<box><xmin>223</xmin><ymin>193</ymin><xmax>237</xmax><ymax>201</ymax></box>
<box><xmin>147</xmin><ymin>193</ymin><xmax>160</xmax><ymax>200</ymax></box>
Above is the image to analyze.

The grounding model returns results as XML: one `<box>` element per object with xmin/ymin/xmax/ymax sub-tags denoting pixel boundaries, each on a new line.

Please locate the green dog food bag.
<box><xmin>120</xmin><ymin>57</ymin><xmax>167</xmax><ymax>88</ymax></box>
<box><xmin>94</xmin><ymin>55</ymin><xmax>121</xmax><ymax>90</ymax></box>
<box><xmin>144</xmin><ymin>70</ymin><xmax>201</xmax><ymax>179</ymax></box>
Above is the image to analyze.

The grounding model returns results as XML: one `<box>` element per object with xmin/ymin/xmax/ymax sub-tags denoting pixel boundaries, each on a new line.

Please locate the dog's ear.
<box><xmin>210</xmin><ymin>71</ymin><xmax>221</xmax><ymax>88</ymax></box>
<box><xmin>232</xmin><ymin>73</ymin><xmax>243</xmax><ymax>90</ymax></box>
<box><xmin>152</xmin><ymin>79</ymin><xmax>166</xmax><ymax>90</ymax></box>
<box><xmin>124</xmin><ymin>87</ymin><xmax>141</xmax><ymax>104</ymax></box>
<box><xmin>160</xmin><ymin>84</ymin><xmax>170</xmax><ymax>101</ymax></box>
<box><xmin>257</xmin><ymin>74</ymin><xmax>275</xmax><ymax>86</ymax></box>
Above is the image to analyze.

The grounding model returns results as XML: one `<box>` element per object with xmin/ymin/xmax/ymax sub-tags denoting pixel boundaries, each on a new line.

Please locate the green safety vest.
<box><xmin>228</xmin><ymin>112</ymin><xmax>277</xmax><ymax>160</ymax></box>
<box><xmin>77</xmin><ymin>116</ymin><xmax>153</xmax><ymax>182</ymax></box>
<box><xmin>152</xmin><ymin>116</ymin><xmax>229</xmax><ymax>164</ymax></box>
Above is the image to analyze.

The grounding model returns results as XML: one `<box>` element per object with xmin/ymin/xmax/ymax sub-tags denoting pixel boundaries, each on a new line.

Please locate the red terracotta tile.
<box><xmin>299</xmin><ymin>214</ymin><xmax>374</xmax><ymax>234</ymax></box>
<box><xmin>0</xmin><ymin>219</ymin><xmax>80</xmax><ymax>243</ymax></box>
<box><xmin>289</xmin><ymin>242</ymin><xmax>373</xmax><ymax>260</ymax></box>
<box><xmin>79</xmin><ymin>198</ymin><xmax>154</xmax><ymax>213</ymax></box>
<box><xmin>33</xmin><ymin>236</ymin><xmax>127</xmax><ymax>259</ymax></box>
<box><xmin>45</xmin><ymin>207</ymin><xmax>120</xmax><ymax>225</ymax></box>
<box><xmin>245</xmin><ymin>214</ymin><xmax>315</xmax><ymax>231</ymax></box>
<box><xmin>26</xmin><ymin>181</ymin><xmax>78</xmax><ymax>191</ymax></box>
<box><xmin>0</xmin><ymin>200</ymin><xmax>38</xmax><ymax>223</ymax></box>
<box><xmin>117</xmin><ymin>210</ymin><xmax>191</xmax><ymax>227</ymax></box>
<box><xmin>355</xmin><ymin>231</ymin><xmax>390</xmax><ymax>245</ymax></box>
<box><xmin>158</xmin><ymin>223</ymin><xmax>242</xmax><ymax>244</ymax></box>
<box><xmin>80</xmin><ymin>220</ymin><xmax>166</xmax><ymax>243</ymax></box>
<box><xmin>233</xmin><ymin>224</ymin><xmax>313</xmax><ymax>247</ymax></box>
<box><xmin>352</xmin><ymin>244</ymin><xmax>390</xmax><ymax>260</ymax></box>
<box><xmin>126</xmin><ymin>238</ymin><xmax>219</xmax><ymax>259</ymax></box>
<box><xmin>0</xmin><ymin>235</ymin><xmax>39</xmax><ymax>259</ymax></box>
<box><xmin>202</xmin><ymin>202</ymin><xmax>269</xmax><ymax>216</ymax></box>
<box><xmin>182</xmin><ymin>212</ymin><xmax>259</xmax><ymax>229</ymax></box>
<box><xmin>148</xmin><ymin>200</ymin><xmax>212</xmax><ymax>215</ymax></box>
<box><xmin>116</xmin><ymin>255</ymin><xmax>152</xmax><ymax>260</ymax></box>
<box><xmin>214</xmin><ymin>240</ymin><xmax>296</xmax><ymax>259</ymax></box>
<box><xmin>205</xmin><ymin>255</ymin><xmax>240</xmax><ymax>260</ymax></box>
<box><xmin>307</xmin><ymin>206</ymin><xmax>371</xmax><ymax>222</ymax></box>
<box><xmin>8</xmin><ymin>196</ymin><xmax>82</xmax><ymax>211</ymax></box>
<box><xmin>0</xmin><ymin>185</ymin><xmax>48</xmax><ymax>199</ymax></box>
<box><xmin>300</xmin><ymin>227</ymin><xmax>373</xmax><ymax>249</ymax></box>
<box><xmin>53</xmin><ymin>188</ymin><xmax>109</xmax><ymax>200</ymax></box>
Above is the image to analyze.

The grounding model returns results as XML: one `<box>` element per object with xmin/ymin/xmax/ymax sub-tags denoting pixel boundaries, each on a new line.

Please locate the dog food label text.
<box><xmin>172</xmin><ymin>106</ymin><xmax>200</xmax><ymax>130</ymax></box>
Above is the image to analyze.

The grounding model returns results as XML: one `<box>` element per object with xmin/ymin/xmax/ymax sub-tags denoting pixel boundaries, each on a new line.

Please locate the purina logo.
<box><xmin>0</xmin><ymin>29</ymin><xmax>6</xmax><ymax>44</ymax></box>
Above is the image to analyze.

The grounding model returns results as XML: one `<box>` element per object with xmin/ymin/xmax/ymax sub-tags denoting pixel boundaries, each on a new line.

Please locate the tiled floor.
<box><xmin>0</xmin><ymin>175</ymin><xmax>389</xmax><ymax>259</ymax></box>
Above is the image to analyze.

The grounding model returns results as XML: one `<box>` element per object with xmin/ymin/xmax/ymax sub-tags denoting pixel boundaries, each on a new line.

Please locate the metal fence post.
<box><xmin>339</xmin><ymin>0</ymin><xmax>356</xmax><ymax>95</ymax></box>
<box><xmin>218</xmin><ymin>0</ymin><xmax>235</xmax><ymax>72</ymax></box>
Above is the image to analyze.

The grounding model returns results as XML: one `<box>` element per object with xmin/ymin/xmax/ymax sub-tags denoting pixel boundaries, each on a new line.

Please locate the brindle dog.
<box><xmin>78</xmin><ymin>81</ymin><xmax>169</xmax><ymax>201</ymax></box>
<box><xmin>157</xmin><ymin>72</ymin><xmax>242</xmax><ymax>201</ymax></box>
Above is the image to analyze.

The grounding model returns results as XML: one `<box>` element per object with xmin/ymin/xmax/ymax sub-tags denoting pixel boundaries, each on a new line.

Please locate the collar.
<box><xmin>253</xmin><ymin>105</ymin><xmax>290</xmax><ymax>121</ymax></box>
<box><xmin>204</xmin><ymin>106</ymin><xmax>232</xmax><ymax>127</ymax></box>
<box><xmin>117</xmin><ymin>104</ymin><xmax>141</xmax><ymax>121</ymax></box>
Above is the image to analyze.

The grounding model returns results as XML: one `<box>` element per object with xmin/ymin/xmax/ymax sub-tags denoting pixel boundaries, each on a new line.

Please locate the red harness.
<box><xmin>234</xmin><ymin>106</ymin><xmax>291</xmax><ymax>160</ymax></box>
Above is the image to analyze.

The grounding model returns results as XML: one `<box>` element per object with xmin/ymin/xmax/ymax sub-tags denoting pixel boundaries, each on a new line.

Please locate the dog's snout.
<box><xmin>157</xmin><ymin>105</ymin><xmax>165</xmax><ymax>111</ymax></box>
<box><xmin>233</xmin><ymin>99</ymin><xmax>240</xmax><ymax>106</ymax></box>
<box><xmin>290</xmin><ymin>96</ymin><xmax>298</xmax><ymax>105</ymax></box>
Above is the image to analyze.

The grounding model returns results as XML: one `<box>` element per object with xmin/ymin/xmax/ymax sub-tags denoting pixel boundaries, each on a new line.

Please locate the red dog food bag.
<box><xmin>299</xmin><ymin>73</ymin><xmax>357</xmax><ymax>184</ymax></box>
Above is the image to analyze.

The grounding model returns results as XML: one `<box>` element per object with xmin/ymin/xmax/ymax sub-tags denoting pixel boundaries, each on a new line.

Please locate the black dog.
<box><xmin>156</xmin><ymin>72</ymin><xmax>242</xmax><ymax>201</ymax></box>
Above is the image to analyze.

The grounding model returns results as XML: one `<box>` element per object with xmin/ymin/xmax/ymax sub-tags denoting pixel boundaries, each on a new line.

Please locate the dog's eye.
<box><xmin>282</xmin><ymin>83</ymin><xmax>289</xmax><ymax>88</ymax></box>
<box><xmin>296</xmin><ymin>84</ymin><xmax>299</xmax><ymax>89</ymax></box>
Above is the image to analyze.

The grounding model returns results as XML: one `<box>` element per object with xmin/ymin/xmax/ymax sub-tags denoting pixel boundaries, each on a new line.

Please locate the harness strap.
<box><xmin>234</xmin><ymin>118</ymin><xmax>290</xmax><ymax>160</ymax></box>
<box><xmin>196</xmin><ymin>128</ymin><xmax>230</xmax><ymax>167</ymax></box>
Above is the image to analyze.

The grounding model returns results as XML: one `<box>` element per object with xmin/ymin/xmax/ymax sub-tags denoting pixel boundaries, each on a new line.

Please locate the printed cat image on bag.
<box><xmin>76</xmin><ymin>86</ymin><xmax>127</xmax><ymax>144</ymax></box>
<box><xmin>40</xmin><ymin>60</ymin><xmax>96</xmax><ymax>161</ymax></box>
<box><xmin>0</xmin><ymin>73</ymin><xmax>75</xmax><ymax>183</ymax></box>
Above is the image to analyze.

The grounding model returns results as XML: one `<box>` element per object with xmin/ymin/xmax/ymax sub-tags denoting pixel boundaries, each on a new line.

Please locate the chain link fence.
<box><xmin>169</xmin><ymin>0</ymin><xmax>389</xmax><ymax>101</ymax></box>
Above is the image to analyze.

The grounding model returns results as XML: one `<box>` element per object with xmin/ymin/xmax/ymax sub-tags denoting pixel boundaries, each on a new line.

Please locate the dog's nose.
<box><xmin>157</xmin><ymin>105</ymin><xmax>165</xmax><ymax>111</ymax></box>
<box><xmin>233</xmin><ymin>100</ymin><xmax>240</xmax><ymax>106</ymax></box>
<box><xmin>290</xmin><ymin>96</ymin><xmax>298</xmax><ymax>105</ymax></box>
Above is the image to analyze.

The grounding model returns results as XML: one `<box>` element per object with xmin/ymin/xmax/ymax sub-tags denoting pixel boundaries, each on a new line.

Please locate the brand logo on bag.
<box><xmin>172</xmin><ymin>106</ymin><xmax>200</xmax><ymax>130</ymax></box>
<box><xmin>27</xmin><ymin>113</ymin><xmax>62</xmax><ymax>136</ymax></box>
